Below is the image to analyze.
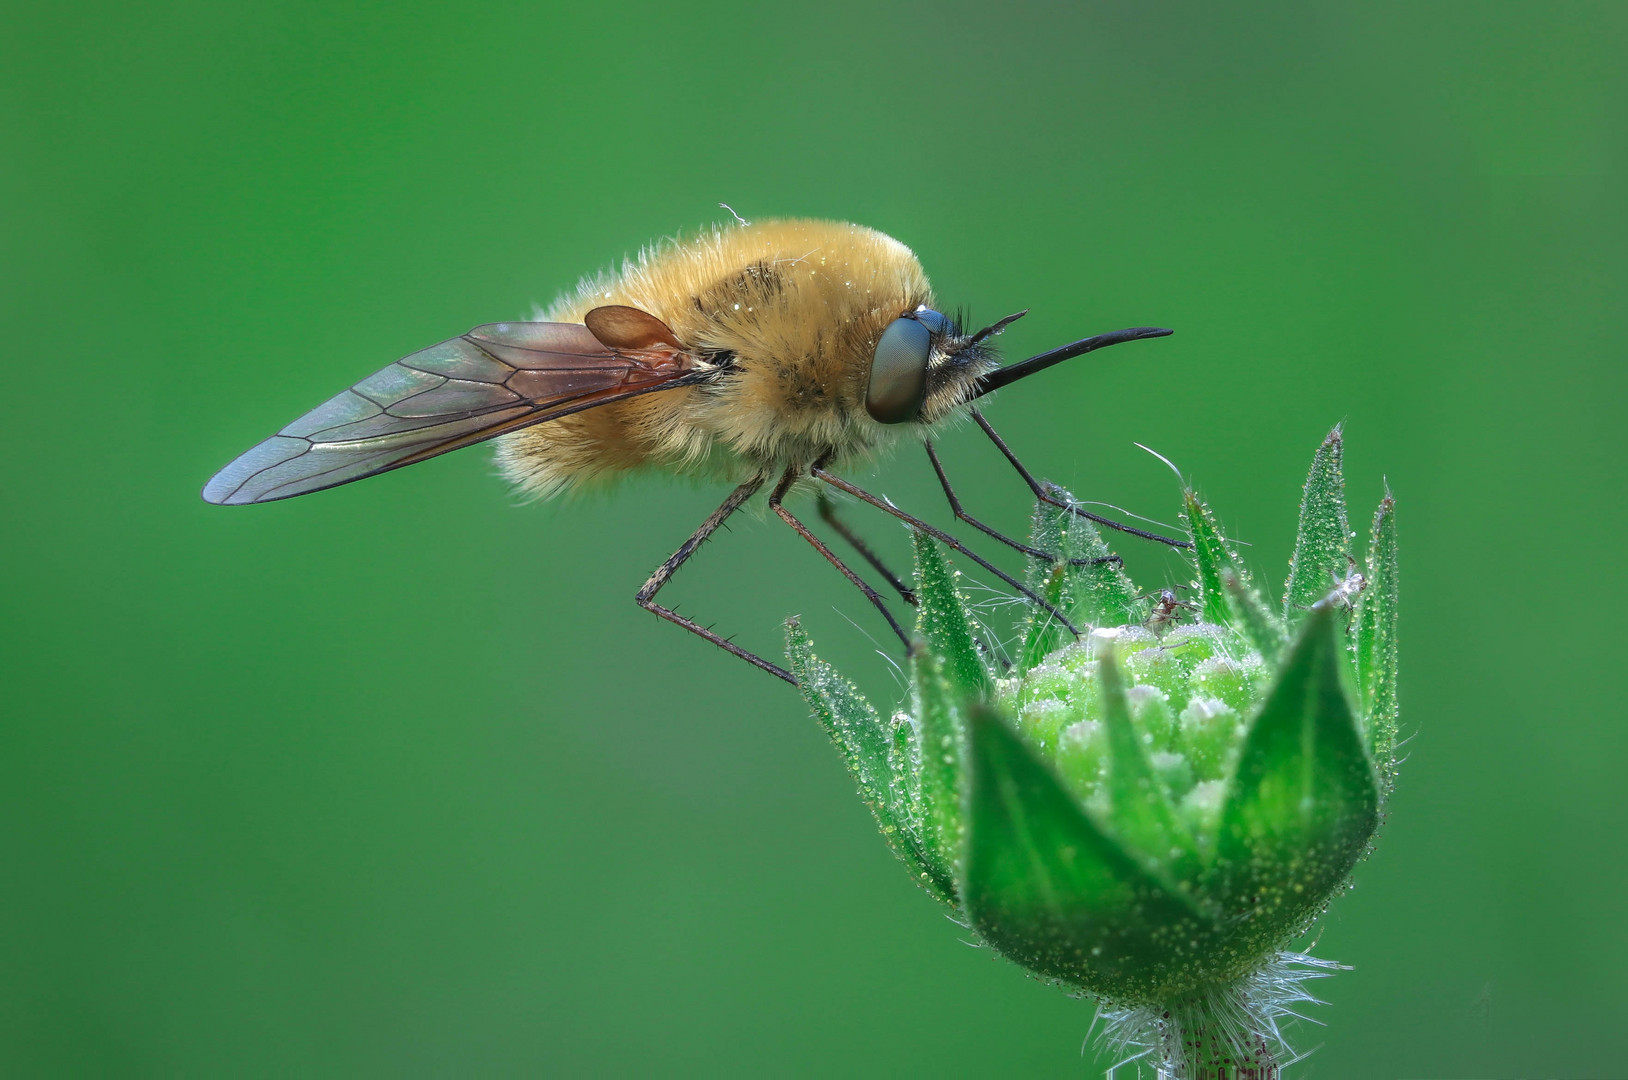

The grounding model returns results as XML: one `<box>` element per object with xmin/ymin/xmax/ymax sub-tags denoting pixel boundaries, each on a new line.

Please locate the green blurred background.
<box><xmin>3</xmin><ymin>1</ymin><xmax>1624</xmax><ymax>1075</ymax></box>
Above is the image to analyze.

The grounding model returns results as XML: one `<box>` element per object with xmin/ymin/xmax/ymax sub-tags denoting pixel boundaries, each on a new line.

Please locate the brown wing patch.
<box><xmin>584</xmin><ymin>305</ymin><xmax>684</xmax><ymax>350</ymax></box>
<box><xmin>203</xmin><ymin>321</ymin><xmax>699</xmax><ymax>505</ymax></box>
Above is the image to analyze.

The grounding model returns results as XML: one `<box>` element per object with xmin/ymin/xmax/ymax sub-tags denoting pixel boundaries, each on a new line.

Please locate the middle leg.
<box><xmin>770</xmin><ymin>466</ymin><xmax>913</xmax><ymax>649</ymax></box>
<box><xmin>809</xmin><ymin>463</ymin><xmax>1081</xmax><ymax>640</ymax></box>
<box><xmin>924</xmin><ymin>439</ymin><xmax>1118</xmax><ymax>568</ymax></box>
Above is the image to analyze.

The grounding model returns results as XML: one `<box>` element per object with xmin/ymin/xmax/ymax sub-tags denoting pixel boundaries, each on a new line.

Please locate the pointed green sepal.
<box><xmin>1355</xmin><ymin>488</ymin><xmax>1400</xmax><ymax>796</ymax></box>
<box><xmin>1020</xmin><ymin>498</ymin><xmax>1075</xmax><ymax>669</ymax></box>
<box><xmin>1183</xmin><ymin>489</ymin><xmax>1247</xmax><ymax>627</ymax></box>
<box><xmin>1042</xmin><ymin>484</ymin><xmax>1143</xmax><ymax>630</ymax></box>
<box><xmin>1283</xmin><ymin>425</ymin><xmax>1353</xmax><ymax>620</ymax></box>
<box><xmin>1214</xmin><ymin>604</ymin><xmax>1379</xmax><ymax>954</ymax></box>
<box><xmin>1019</xmin><ymin>485</ymin><xmax>1142</xmax><ymax>669</ymax></box>
<box><xmin>1223</xmin><ymin>567</ymin><xmax>1286</xmax><ymax>666</ymax></box>
<box><xmin>1098</xmin><ymin>645</ymin><xmax>1198</xmax><ymax>882</ymax></box>
<box><xmin>912</xmin><ymin>531</ymin><xmax>990</xmax><ymax>698</ymax></box>
<box><xmin>887</xmin><ymin>711</ymin><xmax>923</xmax><ymax>834</ymax></box>
<box><xmin>787</xmin><ymin>619</ymin><xmax>955</xmax><ymax>905</ymax></box>
<box><xmin>962</xmin><ymin>705</ymin><xmax>1221</xmax><ymax>1002</ymax></box>
<box><xmin>910</xmin><ymin>644</ymin><xmax>966</xmax><ymax>887</ymax></box>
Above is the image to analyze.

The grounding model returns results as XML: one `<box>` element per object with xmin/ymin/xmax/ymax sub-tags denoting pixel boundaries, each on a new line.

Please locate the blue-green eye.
<box><xmin>866</xmin><ymin>315</ymin><xmax>934</xmax><ymax>424</ymax></box>
<box><xmin>913</xmin><ymin>307</ymin><xmax>951</xmax><ymax>336</ymax></box>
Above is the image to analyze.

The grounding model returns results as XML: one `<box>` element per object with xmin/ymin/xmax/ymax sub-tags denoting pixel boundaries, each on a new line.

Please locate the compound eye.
<box><xmin>866</xmin><ymin>317</ymin><xmax>932</xmax><ymax>424</ymax></box>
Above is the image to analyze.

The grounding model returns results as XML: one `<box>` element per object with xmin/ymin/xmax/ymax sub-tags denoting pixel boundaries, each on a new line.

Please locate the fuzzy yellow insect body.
<box><xmin>496</xmin><ymin>219</ymin><xmax>946</xmax><ymax>497</ymax></box>
<box><xmin>203</xmin><ymin>215</ymin><xmax>1174</xmax><ymax>683</ymax></box>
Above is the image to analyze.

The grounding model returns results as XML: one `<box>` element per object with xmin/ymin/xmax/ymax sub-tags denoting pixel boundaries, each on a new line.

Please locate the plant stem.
<box><xmin>1161</xmin><ymin>994</ymin><xmax>1280</xmax><ymax>1080</ymax></box>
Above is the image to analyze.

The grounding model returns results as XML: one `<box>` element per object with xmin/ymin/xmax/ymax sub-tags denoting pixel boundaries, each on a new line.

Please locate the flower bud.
<box><xmin>788</xmin><ymin>427</ymin><xmax>1399</xmax><ymax>1076</ymax></box>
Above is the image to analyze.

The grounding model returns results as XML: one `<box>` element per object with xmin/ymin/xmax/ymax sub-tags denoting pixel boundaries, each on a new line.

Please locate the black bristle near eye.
<box><xmin>968</xmin><ymin>308</ymin><xmax>1029</xmax><ymax>345</ymax></box>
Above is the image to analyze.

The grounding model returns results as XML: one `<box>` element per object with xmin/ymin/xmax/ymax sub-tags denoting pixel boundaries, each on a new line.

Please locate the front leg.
<box><xmin>970</xmin><ymin>409</ymin><xmax>1192</xmax><ymax>550</ymax></box>
<box><xmin>925</xmin><ymin>439</ymin><xmax>1119</xmax><ymax>568</ymax></box>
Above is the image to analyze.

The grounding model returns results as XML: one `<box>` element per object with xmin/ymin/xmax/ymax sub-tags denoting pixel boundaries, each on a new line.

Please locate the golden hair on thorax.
<box><xmin>496</xmin><ymin>219</ymin><xmax>947</xmax><ymax>498</ymax></box>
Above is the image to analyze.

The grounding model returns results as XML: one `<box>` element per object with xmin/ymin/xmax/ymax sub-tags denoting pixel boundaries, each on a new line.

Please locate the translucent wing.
<box><xmin>203</xmin><ymin>320</ymin><xmax>701</xmax><ymax>505</ymax></box>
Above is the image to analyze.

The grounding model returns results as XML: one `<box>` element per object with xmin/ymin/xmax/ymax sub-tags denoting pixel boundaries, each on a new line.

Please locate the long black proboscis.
<box><xmin>971</xmin><ymin>326</ymin><xmax>1173</xmax><ymax>398</ymax></box>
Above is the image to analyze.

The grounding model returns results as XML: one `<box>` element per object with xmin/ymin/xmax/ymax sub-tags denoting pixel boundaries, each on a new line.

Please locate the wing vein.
<box><xmin>202</xmin><ymin>320</ymin><xmax>704</xmax><ymax>505</ymax></box>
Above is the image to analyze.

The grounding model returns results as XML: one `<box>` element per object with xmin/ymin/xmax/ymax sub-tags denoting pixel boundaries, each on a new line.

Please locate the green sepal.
<box><xmin>910</xmin><ymin>644</ymin><xmax>966</xmax><ymax>888</ymax></box>
<box><xmin>1355</xmin><ymin>488</ymin><xmax>1400</xmax><ymax>796</ymax></box>
<box><xmin>1098</xmin><ymin>645</ymin><xmax>1199</xmax><ymax>883</ymax></box>
<box><xmin>1283</xmin><ymin>425</ymin><xmax>1353</xmax><ymax>620</ymax></box>
<box><xmin>1018</xmin><ymin>487</ymin><xmax>1141</xmax><ymax>666</ymax></box>
<box><xmin>787</xmin><ymin>619</ymin><xmax>955</xmax><ymax>905</ymax></box>
<box><xmin>887</xmin><ymin>712</ymin><xmax>923</xmax><ymax>836</ymax></box>
<box><xmin>962</xmin><ymin>704</ymin><xmax>1221</xmax><ymax>1003</ymax></box>
<box><xmin>1020</xmin><ymin>498</ymin><xmax>1074</xmax><ymax>670</ymax></box>
<box><xmin>1183</xmin><ymin>489</ymin><xmax>1246</xmax><ymax>627</ymax></box>
<box><xmin>1214</xmin><ymin>604</ymin><xmax>1379</xmax><ymax>955</ymax></box>
<box><xmin>912</xmin><ymin>531</ymin><xmax>990</xmax><ymax>698</ymax></box>
<box><xmin>1043</xmin><ymin>483</ymin><xmax>1143</xmax><ymax>631</ymax></box>
<box><xmin>1223</xmin><ymin>567</ymin><xmax>1286</xmax><ymax>666</ymax></box>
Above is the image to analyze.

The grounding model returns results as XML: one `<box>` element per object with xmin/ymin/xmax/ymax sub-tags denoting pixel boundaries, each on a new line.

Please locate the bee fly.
<box><xmin>204</xmin><ymin>218</ymin><xmax>1183</xmax><ymax>684</ymax></box>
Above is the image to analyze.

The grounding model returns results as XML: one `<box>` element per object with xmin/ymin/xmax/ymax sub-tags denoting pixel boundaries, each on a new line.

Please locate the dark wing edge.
<box><xmin>202</xmin><ymin>322</ymin><xmax>702</xmax><ymax>506</ymax></box>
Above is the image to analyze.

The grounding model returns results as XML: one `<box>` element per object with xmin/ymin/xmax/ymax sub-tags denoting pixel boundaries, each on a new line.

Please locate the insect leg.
<box><xmin>770</xmin><ymin>467</ymin><xmax>913</xmax><ymax>649</ymax></box>
<box><xmin>969</xmin><ymin>409</ymin><xmax>1193</xmax><ymax>550</ymax></box>
<box><xmin>924</xmin><ymin>439</ymin><xmax>1109</xmax><ymax>567</ymax></box>
<box><xmin>636</xmin><ymin>473</ymin><xmax>797</xmax><ymax>685</ymax></box>
<box><xmin>820</xmin><ymin>484</ymin><xmax>1015</xmax><ymax>672</ymax></box>
<box><xmin>816</xmin><ymin>491</ymin><xmax>917</xmax><ymax>606</ymax></box>
<box><xmin>809</xmin><ymin>466</ymin><xmax>1080</xmax><ymax>639</ymax></box>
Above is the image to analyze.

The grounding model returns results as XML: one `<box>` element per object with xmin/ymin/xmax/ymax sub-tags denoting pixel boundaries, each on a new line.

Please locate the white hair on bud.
<box><xmin>1087</xmin><ymin>949</ymin><xmax>1350</xmax><ymax>1078</ymax></box>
